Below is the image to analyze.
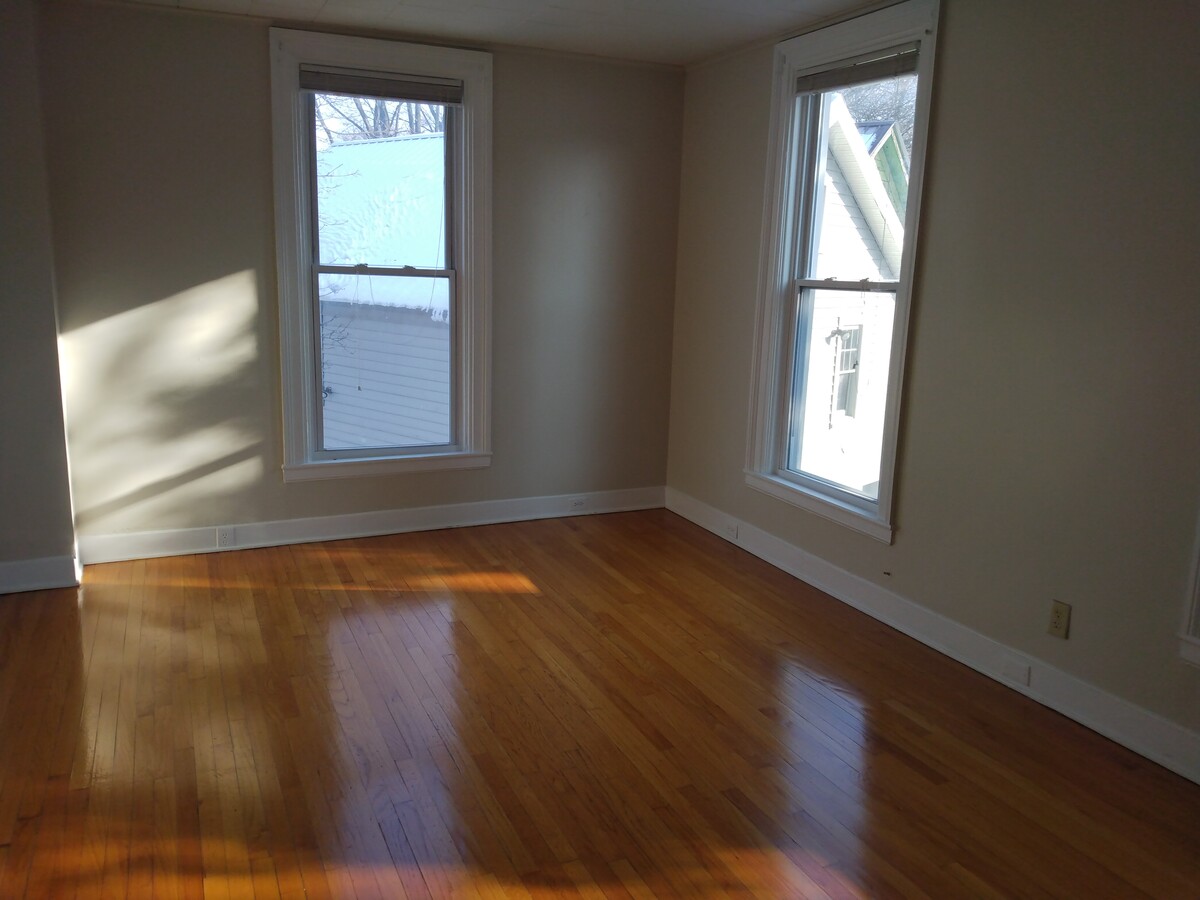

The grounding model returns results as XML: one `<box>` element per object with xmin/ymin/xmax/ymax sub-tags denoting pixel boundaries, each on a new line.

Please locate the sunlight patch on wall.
<box><xmin>60</xmin><ymin>270</ymin><xmax>264</xmax><ymax>532</ymax></box>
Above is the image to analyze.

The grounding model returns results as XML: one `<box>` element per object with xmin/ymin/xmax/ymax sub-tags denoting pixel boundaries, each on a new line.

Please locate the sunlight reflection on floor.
<box><xmin>83</xmin><ymin>565</ymin><xmax>541</xmax><ymax>595</ymax></box>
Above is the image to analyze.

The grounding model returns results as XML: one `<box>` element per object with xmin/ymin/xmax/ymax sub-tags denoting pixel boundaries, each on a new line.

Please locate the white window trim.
<box><xmin>746</xmin><ymin>0</ymin><xmax>939</xmax><ymax>543</ymax></box>
<box><xmin>269</xmin><ymin>28</ymin><xmax>492</xmax><ymax>482</ymax></box>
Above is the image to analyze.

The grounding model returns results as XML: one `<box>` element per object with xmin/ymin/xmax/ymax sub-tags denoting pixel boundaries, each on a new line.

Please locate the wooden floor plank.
<box><xmin>1</xmin><ymin>510</ymin><xmax>1197</xmax><ymax>897</ymax></box>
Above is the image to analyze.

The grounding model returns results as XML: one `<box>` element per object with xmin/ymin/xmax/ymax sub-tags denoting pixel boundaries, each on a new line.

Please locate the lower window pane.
<box><xmin>318</xmin><ymin>273</ymin><xmax>451</xmax><ymax>450</ymax></box>
<box><xmin>789</xmin><ymin>289</ymin><xmax>895</xmax><ymax>499</ymax></box>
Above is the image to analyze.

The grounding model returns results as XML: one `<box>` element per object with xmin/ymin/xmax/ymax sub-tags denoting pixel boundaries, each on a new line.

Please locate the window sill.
<box><xmin>283</xmin><ymin>451</ymin><xmax>491</xmax><ymax>482</ymax></box>
<box><xmin>745</xmin><ymin>470</ymin><xmax>893</xmax><ymax>544</ymax></box>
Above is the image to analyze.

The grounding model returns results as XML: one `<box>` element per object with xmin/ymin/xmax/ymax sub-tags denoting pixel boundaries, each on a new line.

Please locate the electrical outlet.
<box><xmin>721</xmin><ymin>520</ymin><xmax>739</xmax><ymax>542</ymax></box>
<box><xmin>569</xmin><ymin>497</ymin><xmax>587</xmax><ymax>512</ymax></box>
<box><xmin>1048</xmin><ymin>600</ymin><xmax>1071</xmax><ymax>639</ymax></box>
<box><xmin>216</xmin><ymin>526</ymin><xmax>234</xmax><ymax>549</ymax></box>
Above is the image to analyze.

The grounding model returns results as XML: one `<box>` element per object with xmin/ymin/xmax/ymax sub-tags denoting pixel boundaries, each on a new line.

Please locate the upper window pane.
<box><xmin>806</xmin><ymin>72</ymin><xmax>917</xmax><ymax>282</ymax></box>
<box><xmin>314</xmin><ymin>93</ymin><xmax>447</xmax><ymax>269</ymax></box>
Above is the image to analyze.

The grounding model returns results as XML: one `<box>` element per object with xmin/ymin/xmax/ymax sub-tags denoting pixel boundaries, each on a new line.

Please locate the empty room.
<box><xmin>2</xmin><ymin>0</ymin><xmax>1198</xmax><ymax>896</ymax></box>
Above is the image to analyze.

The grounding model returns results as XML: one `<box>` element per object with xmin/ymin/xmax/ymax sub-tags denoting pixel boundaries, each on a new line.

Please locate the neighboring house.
<box><xmin>315</xmin><ymin>132</ymin><xmax>452</xmax><ymax>450</ymax></box>
<box><xmin>321</xmin><ymin>300</ymin><xmax>451</xmax><ymax>449</ymax></box>
<box><xmin>796</xmin><ymin>95</ymin><xmax>908</xmax><ymax>499</ymax></box>
<box><xmin>856</xmin><ymin>119</ymin><xmax>910</xmax><ymax>219</ymax></box>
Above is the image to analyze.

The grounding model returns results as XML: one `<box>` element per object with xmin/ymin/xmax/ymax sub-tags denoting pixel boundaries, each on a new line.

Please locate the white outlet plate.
<box><xmin>216</xmin><ymin>526</ymin><xmax>234</xmax><ymax>549</ymax></box>
<box><xmin>722</xmin><ymin>521</ymin><xmax>739</xmax><ymax>541</ymax></box>
<box><xmin>569</xmin><ymin>498</ymin><xmax>587</xmax><ymax>511</ymax></box>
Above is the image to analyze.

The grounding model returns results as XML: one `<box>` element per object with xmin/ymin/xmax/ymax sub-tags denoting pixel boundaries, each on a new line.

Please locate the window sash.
<box><xmin>793</xmin><ymin>60</ymin><xmax>916</xmax><ymax>287</ymax></box>
<box><xmin>305</xmin><ymin>94</ymin><xmax>456</xmax><ymax>271</ymax></box>
<box><xmin>303</xmin><ymin>90</ymin><xmax>460</xmax><ymax>457</ymax></box>
<box><xmin>311</xmin><ymin>270</ymin><xmax>457</xmax><ymax>458</ymax></box>
<box><xmin>796</xmin><ymin>278</ymin><xmax>898</xmax><ymax>292</ymax></box>
<box><xmin>782</xmin><ymin>286</ymin><xmax>896</xmax><ymax>506</ymax></box>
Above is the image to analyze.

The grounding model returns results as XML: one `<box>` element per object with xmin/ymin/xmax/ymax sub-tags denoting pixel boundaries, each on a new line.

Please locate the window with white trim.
<box><xmin>747</xmin><ymin>0</ymin><xmax>939</xmax><ymax>542</ymax></box>
<box><xmin>270</xmin><ymin>29</ymin><xmax>492</xmax><ymax>481</ymax></box>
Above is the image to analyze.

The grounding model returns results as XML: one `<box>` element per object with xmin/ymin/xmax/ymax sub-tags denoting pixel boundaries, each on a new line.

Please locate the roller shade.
<box><xmin>300</xmin><ymin>64</ymin><xmax>463</xmax><ymax>105</ymax></box>
<box><xmin>795</xmin><ymin>44</ymin><xmax>918</xmax><ymax>95</ymax></box>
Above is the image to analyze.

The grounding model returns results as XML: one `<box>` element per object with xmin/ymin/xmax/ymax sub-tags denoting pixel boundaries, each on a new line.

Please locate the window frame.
<box><xmin>269</xmin><ymin>28</ymin><xmax>492</xmax><ymax>482</ymax></box>
<box><xmin>746</xmin><ymin>0</ymin><xmax>939</xmax><ymax>542</ymax></box>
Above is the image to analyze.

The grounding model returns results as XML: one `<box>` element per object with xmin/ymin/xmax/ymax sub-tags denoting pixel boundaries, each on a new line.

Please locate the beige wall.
<box><xmin>667</xmin><ymin>0</ymin><xmax>1200</xmax><ymax>730</ymax></box>
<box><xmin>0</xmin><ymin>0</ymin><xmax>76</xmax><ymax>566</ymax></box>
<box><xmin>37</xmin><ymin>1</ymin><xmax>682</xmax><ymax>536</ymax></box>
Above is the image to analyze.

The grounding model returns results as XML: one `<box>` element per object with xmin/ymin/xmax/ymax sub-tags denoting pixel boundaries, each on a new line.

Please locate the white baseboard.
<box><xmin>0</xmin><ymin>554</ymin><xmax>80</xmax><ymax>595</ymax></box>
<box><xmin>78</xmin><ymin>486</ymin><xmax>666</xmax><ymax>565</ymax></box>
<box><xmin>665</xmin><ymin>487</ymin><xmax>1200</xmax><ymax>786</ymax></box>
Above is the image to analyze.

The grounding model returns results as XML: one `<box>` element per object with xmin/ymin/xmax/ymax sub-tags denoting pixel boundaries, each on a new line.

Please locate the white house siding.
<box><xmin>826</xmin><ymin>97</ymin><xmax>905</xmax><ymax>278</ymax></box>
<box><xmin>813</xmin><ymin>151</ymin><xmax>893</xmax><ymax>280</ymax></box>
<box><xmin>320</xmin><ymin>301</ymin><xmax>451</xmax><ymax>449</ymax></box>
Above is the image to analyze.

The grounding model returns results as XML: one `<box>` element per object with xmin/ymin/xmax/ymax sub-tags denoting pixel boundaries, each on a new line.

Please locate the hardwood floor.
<box><xmin>1</xmin><ymin>510</ymin><xmax>1197</xmax><ymax>898</ymax></box>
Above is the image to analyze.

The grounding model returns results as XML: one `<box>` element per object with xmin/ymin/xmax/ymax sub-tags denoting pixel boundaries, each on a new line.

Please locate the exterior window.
<box><xmin>270</xmin><ymin>30</ymin><xmax>492</xmax><ymax>481</ymax></box>
<box><xmin>831</xmin><ymin>323</ymin><xmax>861</xmax><ymax>419</ymax></box>
<box><xmin>748</xmin><ymin>0</ymin><xmax>939</xmax><ymax>541</ymax></box>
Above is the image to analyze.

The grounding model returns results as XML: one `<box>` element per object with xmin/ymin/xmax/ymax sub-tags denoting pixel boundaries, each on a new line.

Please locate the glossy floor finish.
<box><xmin>1</xmin><ymin>511</ymin><xmax>1198</xmax><ymax>898</ymax></box>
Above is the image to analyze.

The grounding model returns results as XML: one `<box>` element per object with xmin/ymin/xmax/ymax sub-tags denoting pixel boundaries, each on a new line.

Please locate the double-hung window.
<box><xmin>748</xmin><ymin>0</ymin><xmax>939</xmax><ymax>541</ymax></box>
<box><xmin>270</xmin><ymin>29</ymin><xmax>492</xmax><ymax>481</ymax></box>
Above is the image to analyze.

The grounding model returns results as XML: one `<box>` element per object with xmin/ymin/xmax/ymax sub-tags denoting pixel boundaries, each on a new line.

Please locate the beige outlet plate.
<box><xmin>1048</xmin><ymin>600</ymin><xmax>1072</xmax><ymax>639</ymax></box>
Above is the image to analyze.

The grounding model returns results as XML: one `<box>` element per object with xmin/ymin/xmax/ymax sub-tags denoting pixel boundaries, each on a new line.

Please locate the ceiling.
<box><xmin>119</xmin><ymin>0</ymin><xmax>868</xmax><ymax>66</ymax></box>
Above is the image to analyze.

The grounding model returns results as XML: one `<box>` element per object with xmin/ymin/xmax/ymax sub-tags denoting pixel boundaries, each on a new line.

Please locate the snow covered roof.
<box><xmin>317</xmin><ymin>132</ymin><xmax>447</xmax><ymax>279</ymax></box>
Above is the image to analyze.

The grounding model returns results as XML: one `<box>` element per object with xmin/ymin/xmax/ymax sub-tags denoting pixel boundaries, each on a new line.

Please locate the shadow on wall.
<box><xmin>60</xmin><ymin>269</ymin><xmax>270</xmax><ymax>534</ymax></box>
